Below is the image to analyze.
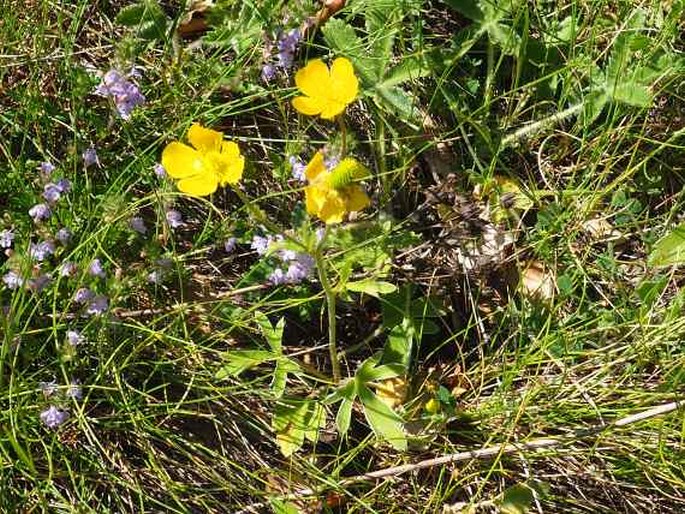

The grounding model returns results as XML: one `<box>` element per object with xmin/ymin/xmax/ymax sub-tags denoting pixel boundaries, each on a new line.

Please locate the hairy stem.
<box><xmin>314</xmin><ymin>230</ymin><xmax>341</xmax><ymax>382</ymax></box>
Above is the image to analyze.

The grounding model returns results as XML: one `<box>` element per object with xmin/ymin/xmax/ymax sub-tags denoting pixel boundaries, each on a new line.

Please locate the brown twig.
<box><xmin>236</xmin><ymin>399</ymin><xmax>683</xmax><ymax>511</ymax></box>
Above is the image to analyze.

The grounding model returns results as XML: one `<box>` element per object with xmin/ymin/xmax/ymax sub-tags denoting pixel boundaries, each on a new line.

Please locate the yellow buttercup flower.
<box><xmin>161</xmin><ymin>123</ymin><xmax>245</xmax><ymax>197</ymax></box>
<box><xmin>292</xmin><ymin>58</ymin><xmax>359</xmax><ymax>120</ymax></box>
<box><xmin>304</xmin><ymin>151</ymin><xmax>370</xmax><ymax>224</ymax></box>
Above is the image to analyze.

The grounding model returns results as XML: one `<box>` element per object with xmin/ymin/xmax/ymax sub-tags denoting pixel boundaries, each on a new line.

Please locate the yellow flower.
<box><xmin>161</xmin><ymin>123</ymin><xmax>245</xmax><ymax>197</ymax></box>
<box><xmin>304</xmin><ymin>151</ymin><xmax>370</xmax><ymax>224</ymax></box>
<box><xmin>292</xmin><ymin>58</ymin><xmax>359</xmax><ymax>119</ymax></box>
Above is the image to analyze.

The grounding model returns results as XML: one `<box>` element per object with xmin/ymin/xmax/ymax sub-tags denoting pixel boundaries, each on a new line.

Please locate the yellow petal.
<box><xmin>295</xmin><ymin>59</ymin><xmax>330</xmax><ymax>98</ymax></box>
<box><xmin>188</xmin><ymin>123</ymin><xmax>223</xmax><ymax>152</ymax></box>
<box><xmin>330</xmin><ymin>57</ymin><xmax>358</xmax><ymax>104</ymax></box>
<box><xmin>305</xmin><ymin>151</ymin><xmax>327</xmax><ymax>182</ymax></box>
<box><xmin>292</xmin><ymin>96</ymin><xmax>323</xmax><ymax>116</ymax></box>
<box><xmin>218</xmin><ymin>155</ymin><xmax>245</xmax><ymax>185</ymax></box>
<box><xmin>177</xmin><ymin>173</ymin><xmax>219</xmax><ymax>197</ymax></box>
<box><xmin>220</xmin><ymin>141</ymin><xmax>241</xmax><ymax>159</ymax></box>
<box><xmin>318</xmin><ymin>193</ymin><xmax>346</xmax><ymax>224</ymax></box>
<box><xmin>161</xmin><ymin>142</ymin><xmax>205</xmax><ymax>179</ymax></box>
<box><xmin>319</xmin><ymin>99</ymin><xmax>347</xmax><ymax>120</ymax></box>
<box><xmin>345</xmin><ymin>186</ymin><xmax>370</xmax><ymax>212</ymax></box>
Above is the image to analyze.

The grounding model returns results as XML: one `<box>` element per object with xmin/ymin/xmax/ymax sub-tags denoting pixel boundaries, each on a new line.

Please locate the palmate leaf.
<box><xmin>215</xmin><ymin>350</ymin><xmax>274</xmax><ymax>379</ymax></box>
<box><xmin>272</xmin><ymin>399</ymin><xmax>326</xmax><ymax>457</ymax></box>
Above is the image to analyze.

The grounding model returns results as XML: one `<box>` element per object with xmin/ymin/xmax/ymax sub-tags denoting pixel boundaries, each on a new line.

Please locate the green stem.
<box><xmin>314</xmin><ymin>229</ymin><xmax>341</xmax><ymax>382</ymax></box>
<box><xmin>338</xmin><ymin>115</ymin><xmax>347</xmax><ymax>157</ymax></box>
<box><xmin>500</xmin><ymin>102</ymin><xmax>584</xmax><ymax>148</ymax></box>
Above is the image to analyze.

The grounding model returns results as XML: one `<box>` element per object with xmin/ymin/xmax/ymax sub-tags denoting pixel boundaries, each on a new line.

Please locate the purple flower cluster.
<box><xmin>0</xmin><ymin>229</ymin><xmax>14</xmax><ymax>249</ymax></box>
<box><xmin>29</xmin><ymin>240</ymin><xmax>55</xmax><ymax>261</ymax></box>
<box><xmin>94</xmin><ymin>69</ymin><xmax>146</xmax><ymax>119</ymax></box>
<box><xmin>43</xmin><ymin>179</ymin><xmax>71</xmax><ymax>204</ymax></box>
<box><xmin>40</xmin><ymin>405</ymin><xmax>69</xmax><ymax>429</ymax></box>
<box><xmin>73</xmin><ymin>287</ymin><xmax>108</xmax><ymax>315</ymax></box>
<box><xmin>289</xmin><ymin>156</ymin><xmax>306</xmax><ymax>182</ymax></box>
<box><xmin>28</xmin><ymin>203</ymin><xmax>51</xmax><ymax>223</ymax></box>
<box><xmin>165</xmin><ymin>209</ymin><xmax>184</xmax><ymax>229</ymax></box>
<box><xmin>262</xmin><ymin>28</ymin><xmax>301</xmax><ymax>82</ymax></box>
<box><xmin>269</xmin><ymin>251</ymin><xmax>315</xmax><ymax>285</ymax></box>
<box><xmin>83</xmin><ymin>146</ymin><xmax>99</xmax><ymax>167</ymax></box>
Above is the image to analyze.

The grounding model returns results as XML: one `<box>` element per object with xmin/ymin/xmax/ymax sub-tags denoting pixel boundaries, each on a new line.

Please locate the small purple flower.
<box><xmin>165</xmin><ymin>209</ymin><xmax>184</xmax><ymax>229</ymax></box>
<box><xmin>29</xmin><ymin>240</ymin><xmax>56</xmax><ymax>261</ymax></box>
<box><xmin>268</xmin><ymin>268</ymin><xmax>287</xmax><ymax>285</ymax></box>
<box><xmin>60</xmin><ymin>261</ymin><xmax>77</xmax><ymax>277</ymax></box>
<box><xmin>324</xmin><ymin>154</ymin><xmax>340</xmax><ymax>171</ymax></box>
<box><xmin>2</xmin><ymin>271</ymin><xmax>23</xmax><ymax>289</ymax></box>
<box><xmin>153</xmin><ymin>163</ymin><xmax>166</xmax><ymax>178</ymax></box>
<box><xmin>289</xmin><ymin>156</ymin><xmax>306</xmax><ymax>182</ymax></box>
<box><xmin>261</xmin><ymin>63</ymin><xmax>277</xmax><ymax>82</ymax></box>
<box><xmin>250</xmin><ymin>235</ymin><xmax>272</xmax><ymax>255</ymax></box>
<box><xmin>28</xmin><ymin>203</ymin><xmax>51</xmax><ymax>222</ymax></box>
<box><xmin>0</xmin><ymin>229</ymin><xmax>14</xmax><ymax>249</ymax></box>
<box><xmin>86</xmin><ymin>295</ymin><xmax>108</xmax><ymax>315</ymax></box>
<box><xmin>94</xmin><ymin>69</ymin><xmax>146</xmax><ymax>119</ymax></box>
<box><xmin>55</xmin><ymin>178</ymin><xmax>71</xmax><ymax>193</ymax></box>
<box><xmin>276</xmin><ymin>28</ymin><xmax>301</xmax><ymax>69</ymax></box>
<box><xmin>224</xmin><ymin>237</ymin><xmax>237</xmax><ymax>253</ymax></box>
<box><xmin>43</xmin><ymin>183</ymin><xmax>62</xmax><ymax>204</ymax></box>
<box><xmin>56</xmin><ymin>228</ymin><xmax>72</xmax><ymax>245</ymax></box>
<box><xmin>129</xmin><ymin>217</ymin><xmax>147</xmax><ymax>235</ymax></box>
<box><xmin>39</xmin><ymin>380</ymin><xmax>57</xmax><ymax>398</ymax></box>
<box><xmin>83</xmin><ymin>147</ymin><xmax>99</xmax><ymax>167</ymax></box>
<box><xmin>39</xmin><ymin>161</ymin><xmax>55</xmax><ymax>176</ymax></box>
<box><xmin>315</xmin><ymin>227</ymin><xmax>326</xmax><ymax>242</ymax></box>
<box><xmin>66</xmin><ymin>330</ymin><xmax>84</xmax><ymax>345</ymax></box>
<box><xmin>28</xmin><ymin>274</ymin><xmax>52</xmax><ymax>292</ymax></box>
<box><xmin>147</xmin><ymin>270</ymin><xmax>164</xmax><ymax>284</ymax></box>
<box><xmin>88</xmin><ymin>258</ymin><xmax>106</xmax><ymax>278</ymax></box>
<box><xmin>66</xmin><ymin>382</ymin><xmax>83</xmax><ymax>400</ymax></box>
<box><xmin>74</xmin><ymin>287</ymin><xmax>94</xmax><ymax>303</ymax></box>
<box><xmin>285</xmin><ymin>253</ymin><xmax>315</xmax><ymax>283</ymax></box>
<box><xmin>40</xmin><ymin>406</ymin><xmax>69</xmax><ymax>429</ymax></box>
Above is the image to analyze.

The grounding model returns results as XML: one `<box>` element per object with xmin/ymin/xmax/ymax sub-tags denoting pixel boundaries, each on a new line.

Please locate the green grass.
<box><xmin>1</xmin><ymin>0</ymin><xmax>684</xmax><ymax>512</ymax></box>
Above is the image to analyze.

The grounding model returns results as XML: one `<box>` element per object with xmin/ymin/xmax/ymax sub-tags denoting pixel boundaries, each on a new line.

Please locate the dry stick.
<box><xmin>289</xmin><ymin>400</ymin><xmax>683</xmax><ymax>497</ymax></box>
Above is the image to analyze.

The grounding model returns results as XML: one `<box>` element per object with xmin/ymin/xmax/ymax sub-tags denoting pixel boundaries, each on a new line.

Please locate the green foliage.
<box><xmin>116</xmin><ymin>0</ymin><xmax>169</xmax><ymax>41</ymax></box>
<box><xmin>216</xmin><ymin>312</ymin><xmax>300</xmax><ymax>399</ymax></box>
<box><xmin>327</xmin><ymin>356</ymin><xmax>407</xmax><ymax>450</ymax></box>
<box><xmin>322</xmin><ymin>6</ymin><xmax>429</xmax><ymax>124</ymax></box>
<box><xmin>380</xmin><ymin>285</ymin><xmax>443</xmax><ymax>370</ymax></box>
<box><xmin>272</xmin><ymin>398</ymin><xmax>326</xmax><ymax>457</ymax></box>
<box><xmin>648</xmin><ymin>224</ymin><xmax>685</xmax><ymax>267</ymax></box>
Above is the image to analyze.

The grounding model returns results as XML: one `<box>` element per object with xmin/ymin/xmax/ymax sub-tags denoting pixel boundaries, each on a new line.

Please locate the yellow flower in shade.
<box><xmin>304</xmin><ymin>151</ymin><xmax>370</xmax><ymax>224</ymax></box>
<box><xmin>292</xmin><ymin>58</ymin><xmax>359</xmax><ymax>119</ymax></box>
<box><xmin>161</xmin><ymin>123</ymin><xmax>245</xmax><ymax>197</ymax></box>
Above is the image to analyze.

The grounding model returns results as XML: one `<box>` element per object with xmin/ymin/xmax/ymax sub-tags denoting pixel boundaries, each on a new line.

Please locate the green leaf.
<box><xmin>648</xmin><ymin>224</ymin><xmax>685</xmax><ymax>267</ymax></box>
<box><xmin>378</xmin><ymin>57</ymin><xmax>433</xmax><ymax>89</ymax></box>
<box><xmin>269</xmin><ymin>499</ymin><xmax>300</xmax><ymax>514</ymax></box>
<box><xmin>215</xmin><ymin>350</ymin><xmax>274</xmax><ymax>379</ymax></box>
<box><xmin>336</xmin><ymin>398</ymin><xmax>354</xmax><ymax>436</ymax></box>
<box><xmin>374</xmin><ymin>86</ymin><xmax>421</xmax><ymax>123</ymax></box>
<box><xmin>499</xmin><ymin>483</ymin><xmax>534</xmax><ymax>514</ymax></box>
<box><xmin>611</xmin><ymin>83</ymin><xmax>652</xmax><ymax>107</ymax></box>
<box><xmin>358</xmin><ymin>385</ymin><xmax>407</xmax><ymax>450</ymax></box>
<box><xmin>273</xmin><ymin>399</ymin><xmax>323</xmax><ymax>457</ymax></box>
<box><xmin>322</xmin><ymin>18</ymin><xmax>379</xmax><ymax>84</ymax></box>
<box><xmin>116</xmin><ymin>3</ymin><xmax>149</xmax><ymax>26</ymax></box>
<box><xmin>137</xmin><ymin>18</ymin><xmax>167</xmax><ymax>41</ymax></box>
<box><xmin>382</xmin><ymin>321</ymin><xmax>413</xmax><ymax>369</ymax></box>
<box><xmin>255</xmin><ymin>312</ymin><xmax>284</xmax><ymax>353</ymax></box>
<box><xmin>346</xmin><ymin>279</ymin><xmax>397</xmax><ymax>297</ymax></box>
<box><xmin>441</xmin><ymin>0</ymin><xmax>484</xmax><ymax>22</ymax></box>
